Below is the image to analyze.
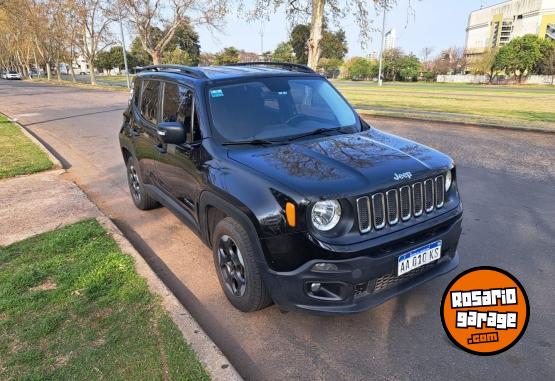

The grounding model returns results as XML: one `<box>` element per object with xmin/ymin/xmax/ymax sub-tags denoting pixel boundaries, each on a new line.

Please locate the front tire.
<box><xmin>212</xmin><ymin>217</ymin><xmax>272</xmax><ymax>312</ymax></box>
<box><xmin>125</xmin><ymin>156</ymin><xmax>159</xmax><ymax>210</ymax></box>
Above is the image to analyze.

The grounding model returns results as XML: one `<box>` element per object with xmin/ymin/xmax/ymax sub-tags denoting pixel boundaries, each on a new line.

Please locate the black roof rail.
<box><xmin>138</xmin><ymin>64</ymin><xmax>208</xmax><ymax>79</ymax></box>
<box><xmin>227</xmin><ymin>62</ymin><xmax>316</xmax><ymax>74</ymax></box>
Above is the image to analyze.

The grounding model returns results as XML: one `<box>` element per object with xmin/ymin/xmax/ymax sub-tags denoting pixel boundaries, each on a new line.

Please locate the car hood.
<box><xmin>227</xmin><ymin>129</ymin><xmax>453</xmax><ymax>199</ymax></box>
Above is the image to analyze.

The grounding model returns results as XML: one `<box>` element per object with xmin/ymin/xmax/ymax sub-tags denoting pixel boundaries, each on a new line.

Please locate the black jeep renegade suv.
<box><xmin>119</xmin><ymin>63</ymin><xmax>463</xmax><ymax>315</ymax></box>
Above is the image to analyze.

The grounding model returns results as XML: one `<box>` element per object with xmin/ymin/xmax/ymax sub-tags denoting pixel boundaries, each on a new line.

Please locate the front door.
<box><xmin>155</xmin><ymin>81</ymin><xmax>203</xmax><ymax>220</ymax></box>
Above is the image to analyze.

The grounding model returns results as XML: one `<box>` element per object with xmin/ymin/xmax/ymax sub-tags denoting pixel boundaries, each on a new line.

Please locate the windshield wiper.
<box><xmin>222</xmin><ymin>139</ymin><xmax>279</xmax><ymax>146</ymax></box>
<box><xmin>288</xmin><ymin>127</ymin><xmax>345</xmax><ymax>141</ymax></box>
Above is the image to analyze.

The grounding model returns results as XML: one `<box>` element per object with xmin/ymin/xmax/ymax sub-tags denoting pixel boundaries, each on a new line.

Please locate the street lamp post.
<box><xmin>118</xmin><ymin>11</ymin><xmax>131</xmax><ymax>89</ymax></box>
<box><xmin>377</xmin><ymin>5</ymin><xmax>387</xmax><ymax>87</ymax></box>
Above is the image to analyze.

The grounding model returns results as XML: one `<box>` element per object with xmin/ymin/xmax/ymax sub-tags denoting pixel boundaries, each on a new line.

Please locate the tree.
<box><xmin>163</xmin><ymin>47</ymin><xmax>192</xmax><ymax>65</ymax></box>
<box><xmin>536</xmin><ymin>38</ymin><xmax>555</xmax><ymax>83</ymax></box>
<box><xmin>342</xmin><ymin>57</ymin><xmax>372</xmax><ymax>80</ymax></box>
<box><xmin>244</xmin><ymin>0</ymin><xmax>398</xmax><ymax>69</ymax></box>
<box><xmin>317</xmin><ymin>58</ymin><xmax>342</xmax><ymax>77</ymax></box>
<box><xmin>494</xmin><ymin>34</ymin><xmax>543</xmax><ymax>83</ymax></box>
<box><xmin>122</xmin><ymin>0</ymin><xmax>226</xmax><ymax>65</ymax></box>
<box><xmin>95</xmin><ymin>49</ymin><xmax>112</xmax><ymax>71</ymax></box>
<box><xmin>128</xmin><ymin>23</ymin><xmax>201</xmax><ymax>67</ymax></box>
<box><xmin>381</xmin><ymin>49</ymin><xmax>421</xmax><ymax>81</ymax></box>
<box><xmin>398</xmin><ymin>54</ymin><xmax>420</xmax><ymax>81</ymax></box>
<box><xmin>273</xmin><ymin>42</ymin><xmax>295</xmax><ymax>62</ymax></box>
<box><xmin>286</xmin><ymin>23</ymin><xmax>347</xmax><ymax>65</ymax></box>
<box><xmin>130</xmin><ymin>37</ymin><xmax>152</xmax><ymax>67</ymax></box>
<box><xmin>320</xmin><ymin>29</ymin><xmax>348</xmax><ymax>61</ymax></box>
<box><xmin>470</xmin><ymin>48</ymin><xmax>498</xmax><ymax>83</ymax></box>
<box><xmin>290</xmin><ymin>24</ymin><xmax>310</xmax><ymax>64</ymax></box>
<box><xmin>213</xmin><ymin>47</ymin><xmax>240</xmax><ymax>65</ymax></box>
<box><xmin>79</xmin><ymin>0</ymin><xmax>114</xmax><ymax>85</ymax></box>
<box><xmin>170</xmin><ymin>23</ymin><xmax>201</xmax><ymax>65</ymax></box>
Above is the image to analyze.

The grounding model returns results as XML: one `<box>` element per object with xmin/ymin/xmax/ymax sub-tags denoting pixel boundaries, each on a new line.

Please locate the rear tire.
<box><xmin>212</xmin><ymin>217</ymin><xmax>272</xmax><ymax>312</ymax></box>
<box><xmin>125</xmin><ymin>156</ymin><xmax>159</xmax><ymax>210</ymax></box>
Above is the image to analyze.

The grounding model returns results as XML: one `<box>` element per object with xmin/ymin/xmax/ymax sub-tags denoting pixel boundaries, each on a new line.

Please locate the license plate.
<box><xmin>397</xmin><ymin>240</ymin><xmax>442</xmax><ymax>276</ymax></box>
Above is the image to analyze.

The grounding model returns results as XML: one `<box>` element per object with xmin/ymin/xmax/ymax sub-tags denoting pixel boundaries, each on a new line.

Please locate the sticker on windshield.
<box><xmin>210</xmin><ymin>89</ymin><xmax>224</xmax><ymax>98</ymax></box>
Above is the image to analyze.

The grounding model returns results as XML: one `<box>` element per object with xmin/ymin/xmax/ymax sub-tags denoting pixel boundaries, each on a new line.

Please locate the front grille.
<box><xmin>372</xmin><ymin>193</ymin><xmax>386</xmax><ymax>229</ymax></box>
<box><xmin>399</xmin><ymin>186</ymin><xmax>411</xmax><ymax>221</ymax></box>
<box><xmin>412</xmin><ymin>182</ymin><xmax>423</xmax><ymax>217</ymax></box>
<box><xmin>386</xmin><ymin>189</ymin><xmax>399</xmax><ymax>225</ymax></box>
<box><xmin>424</xmin><ymin>179</ymin><xmax>435</xmax><ymax>213</ymax></box>
<box><xmin>435</xmin><ymin>175</ymin><xmax>444</xmax><ymax>208</ymax></box>
<box><xmin>357</xmin><ymin>176</ymin><xmax>446</xmax><ymax>233</ymax></box>
<box><xmin>356</xmin><ymin>196</ymin><xmax>371</xmax><ymax>233</ymax></box>
<box><xmin>372</xmin><ymin>262</ymin><xmax>435</xmax><ymax>294</ymax></box>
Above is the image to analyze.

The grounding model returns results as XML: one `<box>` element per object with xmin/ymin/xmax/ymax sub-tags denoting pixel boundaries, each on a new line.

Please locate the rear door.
<box><xmin>155</xmin><ymin>81</ymin><xmax>203</xmax><ymax>219</ymax></box>
<box><xmin>133</xmin><ymin>78</ymin><xmax>163</xmax><ymax>184</ymax></box>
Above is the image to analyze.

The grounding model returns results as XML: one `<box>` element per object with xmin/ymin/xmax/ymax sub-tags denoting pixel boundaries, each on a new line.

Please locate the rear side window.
<box><xmin>140</xmin><ymin>80</ymin><xmax>160</xmax><ymax>124</ymax></box>
<box><xmin>162</xmin><ymin>82</ymin><xmax>201</xmax><ymax>142</ymax></box>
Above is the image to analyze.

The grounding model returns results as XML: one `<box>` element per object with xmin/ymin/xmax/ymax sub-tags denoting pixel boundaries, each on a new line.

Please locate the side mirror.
<box><xmin>157</xmin><ymin>122</ymin><xmax>185</xmax><ymax>145</ymax></box>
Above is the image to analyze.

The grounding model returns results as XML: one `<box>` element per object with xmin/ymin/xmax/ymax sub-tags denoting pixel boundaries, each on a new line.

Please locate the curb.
<box><xmin>357</xmin><ymin>110</ymin><xmax>555</xmax><ymax>135</ymax></box>
<box><xmin>1</xmin><ymin>112</ymin><xmax>65</xmax><ymax>170</ymax></box>
<box><xmin>96</xmin><ymin>216</ymin><xmax>243</xmax><ymax>381</ymax></box>
<box><xmin>24</xmin><ymin>78</ymin><xmax>128</xmax><ymax>92</ymax></box>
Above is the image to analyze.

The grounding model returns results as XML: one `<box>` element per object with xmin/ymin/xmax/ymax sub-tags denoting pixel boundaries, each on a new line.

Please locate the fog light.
<box><xmin>310</xmin><ymin>282</ymin><xmax>321</xmax><ymax>292</ymax></box>
<box><xmin>311</xmin><ymin>263</ymin><xmax>338</xmax><ymax>272</ymax></box>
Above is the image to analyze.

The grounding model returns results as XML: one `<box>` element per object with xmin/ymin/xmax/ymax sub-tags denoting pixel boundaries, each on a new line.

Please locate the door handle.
<box><xmin>154</xmin><ymin>143</ymin><xmax>166</xmax><ymax>154</ymax></box>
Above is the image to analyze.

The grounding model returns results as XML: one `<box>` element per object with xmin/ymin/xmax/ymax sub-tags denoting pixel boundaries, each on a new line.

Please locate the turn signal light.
<box><xmin>285</xmin><ymin>202</ymin><xmax>296</xmax><ymax>227</ymax></box>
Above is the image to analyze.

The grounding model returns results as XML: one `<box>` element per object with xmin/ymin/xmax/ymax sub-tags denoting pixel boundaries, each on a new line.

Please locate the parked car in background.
<box><xmin>5</xmin><ymin>71</ymin><xmax>22</xmax><ymax>80</ymax></box>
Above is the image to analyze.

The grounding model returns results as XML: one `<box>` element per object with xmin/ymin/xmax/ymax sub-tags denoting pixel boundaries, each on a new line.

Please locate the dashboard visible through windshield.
<box><xmin>207</xmin><ymin>77</ymin><xmax>358</xmax><ymax>143</ymax></box>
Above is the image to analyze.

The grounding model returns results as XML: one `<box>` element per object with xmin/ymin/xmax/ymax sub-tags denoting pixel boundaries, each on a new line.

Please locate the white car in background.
<box><xmin>5</xmin><ymin>71</ymin><xmax>22</xmax><ymax>80</ymax></box>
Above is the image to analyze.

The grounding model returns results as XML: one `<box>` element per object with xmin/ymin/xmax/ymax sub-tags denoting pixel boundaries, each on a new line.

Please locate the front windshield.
<box><xmin>207</xmin><ymin>77</ymin><xmax>358</xmax><ymax>142</ymax></box>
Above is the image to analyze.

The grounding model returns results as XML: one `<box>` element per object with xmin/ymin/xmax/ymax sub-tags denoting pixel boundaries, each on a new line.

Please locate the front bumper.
<box><xmin>262</xmin><ymin>213</ymin><xmax>462</xmax><ymax>315</ymax></box>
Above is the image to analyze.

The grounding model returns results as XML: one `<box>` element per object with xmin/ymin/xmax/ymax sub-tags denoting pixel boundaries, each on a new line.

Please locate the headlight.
<box><xmin>311</xmin><ymin>200</ymin><xmax>341</xmax><ymax>231</ymax></box>
<box><xmin>445</xmin><ymin>170</ymin><xmax>453</xmax><ymax>192</ymax></box>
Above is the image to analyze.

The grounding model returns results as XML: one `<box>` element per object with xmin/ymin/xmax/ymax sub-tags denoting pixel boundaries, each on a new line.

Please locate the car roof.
<box><xmin>136</xmin><ymin>63</ymin><xmax>319</xmax><ymax>82</ymax></box>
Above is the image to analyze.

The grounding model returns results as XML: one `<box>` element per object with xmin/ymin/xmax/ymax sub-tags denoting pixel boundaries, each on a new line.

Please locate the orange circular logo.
<box><xmin>441</xmin><ymin>267</ymin><xmax>529</xmax><ymax>355</ymax></box>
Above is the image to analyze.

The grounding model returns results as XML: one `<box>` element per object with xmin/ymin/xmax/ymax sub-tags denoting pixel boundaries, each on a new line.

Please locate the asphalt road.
<box><xmin>1</xmin><ymin>80</ymin><xmax>554</xmax><ymax>380</ymax></box>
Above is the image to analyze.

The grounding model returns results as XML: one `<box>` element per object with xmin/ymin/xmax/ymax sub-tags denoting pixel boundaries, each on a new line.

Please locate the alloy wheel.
<box><xmin>128</xmin><ymin>164</ymin><xmax>141</xmax><ymax>202</ymax></box>
<box><xmin>217</xmin><ymin>235</ymin><xmax>247</xmax><ymax>297</ymax></box>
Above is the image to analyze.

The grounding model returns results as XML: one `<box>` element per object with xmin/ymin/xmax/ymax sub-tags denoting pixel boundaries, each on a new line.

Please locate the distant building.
<box><xmin>384</xmin><ymin>29</ymin><xmax>396</xmax><ymax>51</ymax></box>
<box><xmin>465</xmin><ymin>0</ymin><xmax>555</xmax><ymax>59</ymax></box>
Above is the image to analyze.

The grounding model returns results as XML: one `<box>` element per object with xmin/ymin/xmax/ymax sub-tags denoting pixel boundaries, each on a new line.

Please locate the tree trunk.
<box><xmin>151</xmin><ymin>50</ymin><xmax>163</xmax><ymax>65</ymax></box>
<box><xmin>69</xmin><ymin>48</ymin><xmax>77</xmax><ymax>82</ymax></box>
<box><xmin>33</xmin><ymin>48</ymin><xmax>40</xmax><ymax>79</ymax></box>
<box><xmin>56</xmin><ymin>60</ymin><xmax>62</xmax><ymax>81</ymax></box>
<box><xmin>46</xmin><ymin>63</ymin><xmax>52</xmax><ymax>81</ymax></box>
<box><xmin>307</xmin><ymin>0</ymin><xmax>325</xmax><ymax>69</ymax></box>
<box><xmin>89</xmin><ymin>60</ymin><xmax>96</xmax><ymax>85</ymax></box>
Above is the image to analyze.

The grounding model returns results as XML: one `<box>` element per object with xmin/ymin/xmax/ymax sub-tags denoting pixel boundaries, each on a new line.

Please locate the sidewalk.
<box><xmin>0</xmin><ymin>170</ymin><xmax>99</xmax><ymax>246</ymax></box>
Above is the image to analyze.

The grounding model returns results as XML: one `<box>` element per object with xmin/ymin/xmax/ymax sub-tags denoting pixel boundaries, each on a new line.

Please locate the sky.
<box><xmin>193</xmin><ymin>0</ymin><xmax>493</xmax><ymax>58</ymax></box>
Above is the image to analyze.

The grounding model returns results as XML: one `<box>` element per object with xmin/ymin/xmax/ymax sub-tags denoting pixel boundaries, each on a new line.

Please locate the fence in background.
<box><xmin>436</xmin><ymin>74</ymin><xmax>555</xmax><ymax>85</ymax></box>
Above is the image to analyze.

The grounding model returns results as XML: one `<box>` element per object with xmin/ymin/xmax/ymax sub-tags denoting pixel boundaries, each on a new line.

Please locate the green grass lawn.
<box><xmin>0</xmin><ymin>115</ymin><xmax>53</xmax><ymax>179</ymax></box>
<box><xmin>333</xmin><ymin>81</ymin><xmax>555</xmax><ymax>130</ymax></box>
<box><xmin>0</xmin><ymin>219</ymin><xmax>210</xmax><ymax>381</ymax></box>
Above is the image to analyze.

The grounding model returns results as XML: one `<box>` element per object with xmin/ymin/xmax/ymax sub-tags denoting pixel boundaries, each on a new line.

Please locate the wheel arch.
<box><xmin>199</xmin><ymin>191</ymin><xmax>265</xmax><ymax>263</ymax></box>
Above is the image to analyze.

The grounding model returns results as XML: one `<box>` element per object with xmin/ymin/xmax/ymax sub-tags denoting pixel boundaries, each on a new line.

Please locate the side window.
<box><xmin>140</xmin><ymin>80</ymin><xmax>160</xmax><ymax>124</ymax></box>
<box><xmin>162</xmin><ymin>82</ymin><xmax>201</xmax><ymax>142</ymax></box>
